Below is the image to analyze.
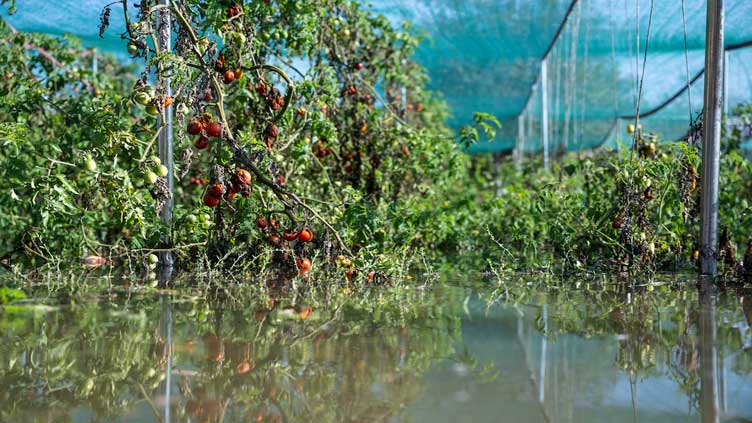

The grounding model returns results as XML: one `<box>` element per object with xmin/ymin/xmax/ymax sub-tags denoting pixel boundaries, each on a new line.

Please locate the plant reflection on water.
<box><xmin>0</xmin><ymin>277</ymin><xmax>750</xmax><ymax>422</ymax></box>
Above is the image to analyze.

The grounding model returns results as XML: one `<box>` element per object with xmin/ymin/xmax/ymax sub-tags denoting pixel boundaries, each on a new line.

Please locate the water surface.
<box><xmin>1</xmin><ymin>279</ymin><xmax>750</xmax><ymax>422</ymax></box>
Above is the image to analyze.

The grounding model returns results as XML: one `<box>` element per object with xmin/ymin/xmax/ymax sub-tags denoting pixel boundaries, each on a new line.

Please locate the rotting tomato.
<box><xmin>283</xmin><ymin>230</ymin><xmax>298</xmax><ymax>241</ymax></box>
<box><xmin>236</xmin><ymin>169</ymin><xmax>251</xmax><ymax>185</ymax></box>
<box><xmin>267</xmin><ymin>233</ymin><xmax>281</xmax><ymax>246</ymax></box>
<box><xmin>194</xmin><ymin>136</ymin><xmax>209</xmax><ymax>149</ymax></box>
<box><xmin>187</xmin><ymin>118</ymin><xmax>203</xmax><ymax>135</ymax></box>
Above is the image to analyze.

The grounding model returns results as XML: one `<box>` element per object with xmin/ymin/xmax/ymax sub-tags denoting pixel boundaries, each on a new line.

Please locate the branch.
<box><xmin>5</xmin><ymin>22</ymin><xmax>94</xmax><ymax>93</ymax></box>
<box><xmin>169</xmin><ymin>2</ymin><xmax>353</xmax><ymax>256</ymax></box>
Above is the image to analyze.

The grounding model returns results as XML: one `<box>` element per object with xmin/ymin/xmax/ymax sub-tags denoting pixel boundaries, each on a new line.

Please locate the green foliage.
<box><xmin>0</xmin><ymin>287</ymin><xmax>25</xmax><ymax>304</ymax></box>
<box><xmin>429</xmin><ymin>133</ymin><xmax>752</xmax><ymax>276</ymax></box>
<box><xmin>458</xmin><ymin>112</ymin><xmax>502</xmax><ymax>148</ymax></box>
<box><xmin>0</xmin><ymin>1</ymin><xmax>469</xmax><ymax>281</ymax></box>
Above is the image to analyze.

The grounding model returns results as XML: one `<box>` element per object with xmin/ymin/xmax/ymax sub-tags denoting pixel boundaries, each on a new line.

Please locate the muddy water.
<box><xmin>0</xmin><ymin>280</ymin><xmax>750</xmax><ymax>422</ymax></box>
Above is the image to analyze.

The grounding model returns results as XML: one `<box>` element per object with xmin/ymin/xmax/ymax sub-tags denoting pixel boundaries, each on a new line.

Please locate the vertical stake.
<box><xmin>541</xmin><ymin>59</ymin><xmax>550</xmax><ymax>171</ymax></box>
<box><xmin>516</xmin><ymin>114</ymin><xmax>524</xmax><ymax>171</ymax></box>
<box><xmin>157</xmin><ymin>0</ymin><xmax>174</xmax><ymax>270</ymax></box>
<box><xmin>700</xmin><ymin>0</ymin><xmax>724</xmax><ymax>276</ymax></box>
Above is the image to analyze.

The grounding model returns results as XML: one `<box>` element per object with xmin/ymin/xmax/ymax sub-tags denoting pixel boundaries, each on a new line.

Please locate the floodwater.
<box><xmin>0</xmin><ymin>278</ymin><xmax>750</xmax><ymax>422</ymax></box>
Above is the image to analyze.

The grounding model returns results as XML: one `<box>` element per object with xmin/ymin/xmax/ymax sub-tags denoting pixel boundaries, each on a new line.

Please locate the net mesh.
<box><xmin>373</xmin><ymin>0</ymin><xmax>752</xmax><ymax>154</ymax></box>
<box><xmin>4</xmin><ymin>0</ymin><xmax>752</xmax><ymax>155</ymax></box>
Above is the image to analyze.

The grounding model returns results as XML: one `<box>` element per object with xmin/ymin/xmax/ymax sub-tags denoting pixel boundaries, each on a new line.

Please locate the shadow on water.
<box><xmin>0</xmin><ymin>275</ymin><xmax>750</xmax><ymax>422</ymax></box>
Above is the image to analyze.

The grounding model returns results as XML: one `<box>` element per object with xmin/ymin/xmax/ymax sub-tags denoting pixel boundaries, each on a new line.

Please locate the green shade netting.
<box><xmin>373</xmin><ymin>0</ymin><xmax>752</xmax><ymax>154</ymax></box>
<box><xmin>4</xmin><ymin>1</ymin><xmax>752</xmax><ymax>155</ymax></box>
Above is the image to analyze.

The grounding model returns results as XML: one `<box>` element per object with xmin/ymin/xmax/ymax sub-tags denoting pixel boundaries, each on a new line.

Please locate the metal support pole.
<box><xmin>541</xmin><ymin>59</ymin><xmax>550</xmax><ymax>171</ymax></box>
<box><xmin>157</xmin><ymin>0</ymin><xmax>174</xmax><ymax>269</ymax></box>
<box><xmin>516</xmin><ymin>114</ymin><xmax>524</xmax><ymax>171</ymax></box>
<box><xmin>615</xmin><ymin>118</ymin><xmax>621</xmax><ymax>151</ymax></box>
<box><xmin>723</xmin><ymin>51</ymin><xmax>731</xmax><ymax>120</ymax></box>
<box><xmin>494</xmin><ymin>154</ymin><xmax>502</xmax><ymax>198</ymax></box>
<box><xmin>700</xmin><ymin>0</ymin><xmax>724</xmax><ymax>276</ymax></box>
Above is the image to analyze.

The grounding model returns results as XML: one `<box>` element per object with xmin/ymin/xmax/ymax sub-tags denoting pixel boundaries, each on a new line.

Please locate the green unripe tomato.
<box><xmin>231</xmin><ymin>32</ymin><xmax>246</xmax><ymax>45</ymax></box>
<box><xmin>147</xmin><ymin>253</ymin><xmax>159</xmax><ymax>264</ymax></box>
<box><xmin>127</xmin><ymin>42</ymin><xmax>139</xmax><ymax>56</ymax></box>
<box><xmin>145</xmin><ymin>170</ymin><xmax>158</xmax><ymax>185</ymax></box>
<box><xmin>145</xmin><ymin>104</ymin><xmax>160</xmax><ymax>115</ymax></box>
<box><xmin>134</xmin><ymin>92</ymin><xmax>151</xmax><ymax>106</ymax></box>
<box><xmin>156</xmin><ymin>164</ymin><xmax>168</xmax><ymax>177</ymax></box>
<box><xmin>151</xmin><ymin>156</ymin><xmax>161</xmax><ymax>166</ymax></box>
<box><xmin>199</xmin><ymin>213</ymin><xmax>211</xmax><ymax>224</ymax></box>
<box><xmin>84</xmin><ymin>157</ymin><xmax>97</xmax><ymax>172</ymax></box>
<box><xmin>186</xmin><ymin>214</ymin><xmax>198</xmax><ymax>224</ymax></box>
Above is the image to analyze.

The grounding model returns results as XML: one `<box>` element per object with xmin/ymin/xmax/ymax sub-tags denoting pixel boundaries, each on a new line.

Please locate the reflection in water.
<box><xmin>698</xmin><ymin>277</ymin><xmax>719</xmax><ymax>423</ymax></box>
<box><xmin>0</xmin><ymin>282</ymin><xmax>750</xmax><ymax>422</ymax></box>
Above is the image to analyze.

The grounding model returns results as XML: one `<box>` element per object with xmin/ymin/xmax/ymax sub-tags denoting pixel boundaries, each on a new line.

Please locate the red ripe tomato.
<box><xmin>194</xmin><ymin>136</ymin><xmax>209</xmax><ymax>150</ymax></box>
<box><xmin>296</xmin><ymin>257</ymin><xmax>312</xmax><ymax>275</ymax></box>
<box><xmin>283</xmin><ymin>230</ymin><xmax>298</xmax><ymax>241</ymax></box>
<box><xmin>275</xmin><ymin>175</ymin><xmax>286</xmax><ymax>185</ymax></box>
<box><xmin>226</xmin><ymin>4</ymin><xmax>241</xmax><ymax>18</ymax></box>
<box><xmin>206</xmin><ymin>121</ymin><xmax>222</xmax><ymax>137</ymax></box>
<box><xmin>209</xmin><ymin>183</ymin><xmax>223</xmax><ymax>197</ymax></box>
<box><xmin>256</xmin><ymin>216</ymin><xmax>268</xmax><ymax>229</ymax></box>
<box><xmin>298</xmin><ymin>228</ymin><xmax>313</xmax><ymax>242</ymax></box>
<box><xmin>187</xmin><ymin>119</ymin><xmax>203</xmax><ymax>135</ymax></box>
<box><xmin>355</xmin><ymin>62</ymin><xmax>364</xmax><ymax>70</ymax></box>
<box><xmin>223</xmin><ymin>69</ymin><xmax>235</xmax><ymax>84</ymax></box>
<box><xmin>203</xmin><ymin>193</ymin><xmax>220</xmax><ymax>208</ymax></box>
<box><xmin>236</xmin><ymin>169</ymin><xmax>252</xmax><ymax>185</ymax></box>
